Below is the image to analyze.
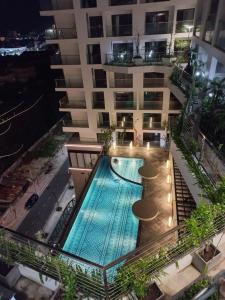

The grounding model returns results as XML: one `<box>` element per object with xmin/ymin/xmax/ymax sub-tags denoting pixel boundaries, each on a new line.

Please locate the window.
<box><xmin>93</xmin><ymin>69</ymin><xmax>107</xmax><ymax>88</ymax></box>
<box><xmin>87</xmin><ymin>44</ymin><xmax>101</xmax><ymax>64</ymax></box>
<box><xmin>112</xmin><ymin>14</ymin><xmax>132</xmax><ymax>36</ymax></box>
<box><xmin>81</xmin><ymin>0</ymin><xmax>96</xmax><ymax>8</ymax></box>
<box><xmin>88</xmin><ymin>16</ymin><xmax>103</xmax><ymax>38</ymax></box>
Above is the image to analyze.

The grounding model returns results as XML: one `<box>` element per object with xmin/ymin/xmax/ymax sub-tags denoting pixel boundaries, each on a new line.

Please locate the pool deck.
<box><xmin>109</xmin><ymin>146</ymin><xmax>173</xmax><ymax>246</ymax></box>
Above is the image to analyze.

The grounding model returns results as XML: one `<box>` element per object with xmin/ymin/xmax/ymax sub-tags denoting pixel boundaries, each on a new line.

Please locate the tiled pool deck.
<box><xmin>109</xmin><ymin>146</ymin><xmax>174</xmax><ymax>246</ymax></box>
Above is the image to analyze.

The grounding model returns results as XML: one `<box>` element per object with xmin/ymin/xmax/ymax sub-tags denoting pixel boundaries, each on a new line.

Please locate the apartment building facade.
<box><xmin>192</xmin><ymin>0</ymin><xmax>225</xmax><ymax>79</ymax></box>
<box><xmin>40</xmin><ymin>0</ymin><xmax>196</xmax><ymax>146</ymax></box>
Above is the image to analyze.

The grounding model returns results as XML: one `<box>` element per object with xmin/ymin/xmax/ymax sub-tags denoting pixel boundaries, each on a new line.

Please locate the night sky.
<box><xmin>0</xmin><ymin>0</ymin><xmax>52</xmax><ymax>34</ymax></box>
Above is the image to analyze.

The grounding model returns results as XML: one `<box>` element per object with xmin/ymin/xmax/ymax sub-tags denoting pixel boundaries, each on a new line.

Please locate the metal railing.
<box><xmin>114</xmin><ymin>101</ymin><xmax>136</xmax><ymax>110</ymax></box>
<box><xmin>88</xmin><ymin>25</ymin><xmax>104</xmax><ymax>38</ymax></box>
<box><xmin>1</xmin><ymin>211</ymin><xmax>225</xmax><ymax>299</ymax></box>
<box><xmin>92</xmin><ymin>100</ymin><xmax>105</xmax><ymax>109</ymax></box>
<box><xmin>49</xmin><ymin>198</ymin><xmax>76</xmax><ymax>244</ymax></box>
<box><xmin>60</xmin><ymin>100</ymin><xmax>87</xmax><ymax>109</ymax></box>
<box><xmin>93</xmin><ymin>79</ymin><xmax>107</xmax><ymax>88</ymax></box>
<box><xmin>110</xmin><ymin>0</ymin><xmax>137</xmax><ymax>5</ymax></box>
<box><xmin>215</xmin><ymin>20</ymin><xmax>225</xmax><ymax>51</ymax></box>
<box><xmin>140</xmin><ymin>101</ymin><xmax>163</xmax><ymax>110</ymax></box>
<box><xmin>63</xmin><ymin>120</ymin><xmax>89</xmax><ymax>128</ymax></box>
<box><xmin>39</xmin><ymin>0</ymin><xmax>73</xmax><ymax>10</ymax></box>
<box><xmin>143</xmin><ymin>121</ymin><xmax>163</xmax><ymax>129</ymax></box>
<box><xmin>45</xmin><ymin>28</ymin><xmax>77</xmax><ymax>40</ymax></box>
<box><xmin>81</xmin><ymin>0</ymin><xmax>97</xmax><ymax>8</ymax></box>
<box><xmin>143</xmin><ymin>78</ymin><xmax>166</xmax><ymax>88</ymax></box>
<box><xmin>97</xmin><ymin>121</ymin><xmax>110</xmax><ymax>128</ymax></box>
<box><xmin>116</xmin><ymin>121</ymin><xmax>133</xmax><ymax>129</ymax></box>
<box><xmin>55</xmin><ymin>79</ymin><xmax>83</xmax><ymax>89</ymax></box>
<box><xmin>145</xmin><ymin>21</ymin><xmax>170</xmax><ymax>35</ymax></box>
<box><xmin>87</xmin><ymin>54</ymin><xmax>102</xmax><ymax>64</ymax></box>
<box><xmin>176</xmin><ymin>20</ymin><xmax>194</xmax><ymax>33</ymax></box>
<box><xmin>105</xmin><ymin>50</ymin><xmax>176</xmax><ymax>66</ymax></box>
<box><xmin>181</xmin><ymin>117</ymin><xmax>225</xmax><ymax>182</ymax></box>
<box><xmin>169</xmin><ymin>101</ymin><xmax>182</xmax><ymax>110</ymax></box>
<box><xmin>106</xmin><ymin>24</ymin><xmax>132</xmax><ymax>37</ymax></box>
<box><xmin>51</xmin><ymin>54</ymin><xmax>81</xmax><ymax>65</ymax></box>
<box><xmin>112</xmin><ymin>79</ymin><xmax>133</xmax><ymax>88</ymax></box>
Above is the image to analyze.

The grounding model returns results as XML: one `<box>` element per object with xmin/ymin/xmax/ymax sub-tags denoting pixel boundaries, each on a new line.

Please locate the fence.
<box><xmin>1</xmin><ymin>210</ymin><xmax>225</xmax><ymax>299</ymax></box>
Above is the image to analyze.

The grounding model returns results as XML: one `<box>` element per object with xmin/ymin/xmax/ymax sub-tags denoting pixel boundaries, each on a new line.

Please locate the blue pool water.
<box><xmin>111</xmin><ymin>157</ymin><xmax>143</xmax><ymax>184</ymax></box>
<box><xmin>63</xmin><ymin>156</ymin><xmax>143</xmax><ymax>266</ymax></box>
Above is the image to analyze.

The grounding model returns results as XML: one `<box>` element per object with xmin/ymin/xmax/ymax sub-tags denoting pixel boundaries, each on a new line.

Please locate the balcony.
<box><xmin>93</xmin><ymin>100</ymin><xmax>105</xmax><ymax>109</ymax></box>
<box><xmin>114</xmin><ymin>101</ymin><xmax>136</xmax><ymax>110</ymax></box>
<box><xmin>140</xmin><ymin>101</ymin><xmax>163</xmax><ymax>110</ymax></box>
<box><xmin>39</xmin><ymin>0</ymin><xmax>73</xmax><ymax>10</ymax></box>
<box><xmin>97</xmin><ymin>121</ymin><xmax>110</xmax><ymax>128</ymax></box>
<box><xmin>105</xmin><ymin>51</ymin><xmax>173</xmax><ymax>67</ymax></box>
<box><xmin>117</xmin><ymin>121</ymin><xmax>133</xmax><ymax>129</ymax></box>
<box><xmin>45</xmin><ymin>28</ymin><xmax>77</xmax><ymax>40</ymax></box>
<box><xmin>143</xmin><ymin>121</ymin><xmax>162</xmax><ymax>129</ymax></box>
<box><xmin>113</xmin><ymin>79</ymin><xmax>133</xmax><ymax>88</ymax></box>
<box><xmin>169</xmin><ymin>101</ymin><xmax>182</xmax><ymax>110</ymax></box>
<box><xmin>51</xmin><ymin>54</ymin><xmax>80</xmax><ymax>65</ymax></box>
<box><xmin>60</xmin><ymin>101</ymin><xmax>86</xmax><ymax>110</ymax></box>
<box><xmin>176</xmin><ymin>20</ymin><xmax>194</xmax><ymax>33</ymax></box>
<box><xmin>63</xmin><ymin>120</ymin><xmax>89</xmax><ymax>128</ymax></box>
<box><xmin>93</xmin><ymin>79</ymin><xmax>107</xmax><ymax>88</ymax></box>
<box><xmin>110</xmin><ymin>0</ymin><xmax>137</xmax><ymax>5</ymax></box>
<box><xmin>107</xmin><ymin>25</ymin><xmax>132</xmax><ymax>37</ymax></box>
<box><xmin>88</xmin><ymin>25</ymin><xmax>104</xmax><ymax>38</ymax></box>
<box><xmin>216</xmin><ymin>20</ymin><xmax>225</xmax><ymax>52</ymax></box>
<box><xmin>145</xmin><ymin>22</ymin><xmax>170</xmax><ymax>35</ymax></box>
<box><xmin>55</xmin><ymin>79</ymin><xmax>83</xmax><ymax>88</ymax></box>
<box><xmin>143</xmin><ymin>78</ymin><xmax>166</xmax><ymax>88</ymax></box>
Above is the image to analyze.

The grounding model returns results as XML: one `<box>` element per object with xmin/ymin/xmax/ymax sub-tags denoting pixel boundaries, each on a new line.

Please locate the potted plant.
<box><xmin>101</xmin><ymin>125</ymin><xmax>116</xmax><ymax>154</ymax></box>
<box><xmin>186</xmin><ymin>203</ymin><xmax>222</xmax><ymax>273</ymax></box>
<box><xmin>133</xmin><ymin>34</ymin><xmax>143</xmax><ymax>65</ymax></box>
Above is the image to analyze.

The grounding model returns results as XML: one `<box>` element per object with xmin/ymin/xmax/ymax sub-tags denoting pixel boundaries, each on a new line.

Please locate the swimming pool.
<box><xmin>63</xmin><ymin>156</ymin><xmax>143</xmax><ymax>266</ymax></box>
<box><xmin>111</xmin><ymin>157</ymin><xmax>143</xmax><ymax>184</ymax></box>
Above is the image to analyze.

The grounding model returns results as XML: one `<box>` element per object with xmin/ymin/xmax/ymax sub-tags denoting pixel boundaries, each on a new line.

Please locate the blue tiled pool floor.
<box><xmin>63</xmin><ymin>156</ymin><xmax>143</xmax><ymax>266</ymax></box>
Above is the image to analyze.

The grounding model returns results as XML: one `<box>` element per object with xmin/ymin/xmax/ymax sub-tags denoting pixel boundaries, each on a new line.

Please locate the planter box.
<box><xmin>0</xmin><ymin>260</ymin><xmax>20</xmax><ymax>287</ymax></box>
<box><xmin>137</xmin><ymin>282</ymin><xmax>164</xmax><ymax>300</ymax></box>
<box><xmin>192</xmin><ymin>244</ymin><xmax>222</xmax><ymax>273</ymax></box>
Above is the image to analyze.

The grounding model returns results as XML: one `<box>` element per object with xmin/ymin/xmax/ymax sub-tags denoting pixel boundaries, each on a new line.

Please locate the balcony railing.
<box><xmin>55</xmin><ymin>79</ymin><xmax>83</xmax><ymax>88</ymax></box>
<box><xmin>216</xmin><ymin>20</ymin><xmax>225</xmax><ymax>52</ymax></box>
<box><xmin>63</xmin><ymin>120</ymin><xmax>89</xmax><ymax>128</ymax></box>
<box><xmin>169</xmin><ymin>101</ymin><xmax>182</xmax><ymax>110</ymax></box>
<box><xmin>88</xmin><ymin>25</ymin><xmax>104</xmax><ymax>38</ymax></box>
<box><xmin>93</xmin><ymin>79</ymin><xmax>107</xmax><ymax>88</ymax></box>
<box><xmin>110</xmin><ymin>0</ymin><xmax>137</xmax><ymax>5</ymax></box>
<box><xmin>107</xmin><ymin>24</ymin><xmax>132</xmax><ymax>37</ymax></box>
<box><xmin>145</xmin><ymin>22</ymin><xmax>170</xmax><ymax>35</ymax></box>
<box><xmin>92</xmin><ymin>100</ymin><xmax>105</xmax><ymax>109</ymax></box>
<box><xmin>97</xmin><ymin>121</ymin><xmax>110</xmax><ymax>128</ymax></box>
<box><xmin>105</xmin><ymin>51</ymin><xmax>174</xmax><ymax>66</ymax></box>
<box><xmin>143</xmin><ymin>121</ymin><xmax>163</xmax><ymax>129</ymax></box>
<box><xmin>87</xmin><ymin>54</ymin><xmax>102</xmax><ymax>64</ymax></box>
<box><xmin>45</xmin><ymin>28</ymin><xmax>77</xmax><ymax>40</ymax></box>
<box><xmin>143</xmin><ymin>78</ymin><xmax>166</xmax><ymax>88</ymax></box>
<box><xmin>112</xmin><ymin>79</ymin><xmax>133</xmax><ymax>88</ymax></box>
<box><xmin>39</xmin><ymin>0</ymin><xmax>73</xmax><ymax>10</ymax></box>
<box><xmin>60</xmin><ymin>100</ymin><xmax>87</xmax><ymax>109</ymax></box>
<box><xmin>51</xmin><ymin>54</ymin><xmax>80</xmax><ymax>65</ymax></box>
<box><xmin>114</xmin><ymin>101</ymin><xmax>136</xmax><ymax>110</ymax></box>
<box><xmin>176</xmin><ymin>20</ymin><xmax>194</xmax><ymax>33</ymax></box>
<box><xmin>140</xmin><ymin>101</ymin><xmax>163</xmax><ymax>110</ymax></box>
<box><xmin>117</xmin><ymin>121</ymin><xmax>133</xmax><ymax>129</ymax></box>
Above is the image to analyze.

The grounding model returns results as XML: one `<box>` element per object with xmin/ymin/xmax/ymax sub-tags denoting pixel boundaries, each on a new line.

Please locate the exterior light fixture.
<box><xmin>167</xmin><ymin>175</ymin><xmax>171</xmax><ymax>184</ymax></box>
<box><xmin>120</xmin><ymin>53</ymin><xmax>124</xmax><ymax>59</ymax></box>
<box><xmin>195</xmin><ymin>71</ymin><xmax>200</xmax><ymax>76</ymax></box>
<box><xmin>168</xmin><ymin>192</ymin><xmax>171</xmax><ymax>203</ymax></box>
<box><xmin>209</xmin><ymin>92</ymin><xmax>213</xmax><ymax>98</ymax></box>
<box><xmin>149</xmin><ymin>117</ymin><xmax>153</xmax><ymax>128</ymax></box>
<box><xmin>168</xmin><ymin>216</ymin><xmax>172</xmax><ymax>227</ymax></box>
<box><xmin>148</xmin><ymin>50</ymin><xmax>153</xmax><ymax>58</ymax></box>
<box><xmin>166</xmin><ymin>160</ymin><xmax>170</xmax><ymax>169</ymax></box>
<box><xmin>129</xmin><ymin>141</ymin><xmax>133</xmax><ymax>149</ymax></box>
<box><xmin>146</xmin><ymin>142</ymin><xmax>150</xmax><ymax>150</ymax></box>
<box><xmin>121</xmin><ymin>121</ymin><xmax>124</xmax><ymax>127</ymax></box>
<box><xmin>113</xmin><ymin>141</ymin><xmax>116</xmax><ymax>149</ymax></box>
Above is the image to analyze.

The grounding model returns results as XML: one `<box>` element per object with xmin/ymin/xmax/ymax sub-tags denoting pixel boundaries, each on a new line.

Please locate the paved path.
<box><xmin>17</xmin><ymin>159</ymin><xmax>69</xmax><ymax>238</ymax></box>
